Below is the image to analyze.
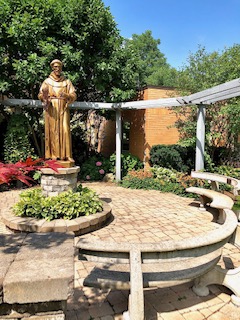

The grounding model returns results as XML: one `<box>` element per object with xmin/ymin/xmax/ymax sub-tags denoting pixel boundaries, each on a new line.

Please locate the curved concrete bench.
<box><xmin>191</xmin><ymin>171</ymin><xmax>240</xmax><ymax>197</ymax></box>
<box><xmin>186</xmin><ymin>186</ymin><xmax>234</xmax><ymax>223</ymax></box>
<box><xmin>186</xmin><ymin>186</ymin><xmax>234</xmax><ymax>209</ymax></box>
<box><xmin>77</xmin><ymin>209</ymin><xmax>239</xmax><ymax>320</ymax></box>
<box><xmin>189</xmin><ymin>172</ymin><xmax>240</xmax><ymax>246</ymax></box>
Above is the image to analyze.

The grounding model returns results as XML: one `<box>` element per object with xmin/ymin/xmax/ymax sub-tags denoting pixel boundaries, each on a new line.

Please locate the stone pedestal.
<box><xmin>40</xmin><ymin>166</ymin><xmax>80</xmax><ymax>197</ymax></box>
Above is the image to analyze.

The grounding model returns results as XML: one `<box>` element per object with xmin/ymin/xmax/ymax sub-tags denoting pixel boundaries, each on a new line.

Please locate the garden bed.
<box><xmin>0</xmin><ymin>189</ymin><xmax>112</xmax><ymax>236</ymax></box>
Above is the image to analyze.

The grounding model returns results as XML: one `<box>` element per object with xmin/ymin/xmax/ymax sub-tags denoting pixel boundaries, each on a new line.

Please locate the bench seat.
<box><xmin>191</xmin><ymin>171</ymin><xmax>240</xmax><ymax>197</ymax></box>
<box><xmin>186</xmin><ymin>186</ymin><xmax>234</xmax><ymax>210</ymax></box>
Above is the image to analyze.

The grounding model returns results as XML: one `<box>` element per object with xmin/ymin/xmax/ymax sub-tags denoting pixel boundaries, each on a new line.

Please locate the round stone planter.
<box><xmin>1</xmin><ymin>200</ymin><xmax>112</xmax><ymax>236</ymax></box>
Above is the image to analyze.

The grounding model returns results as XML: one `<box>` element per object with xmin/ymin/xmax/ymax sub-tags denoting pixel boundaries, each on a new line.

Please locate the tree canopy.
<box><xmin>124</xmin><ymin>30</ymin><xmax>178</xmax><ymax>87</ymax></box>
<box><xmin>174</xmin><ymin>45</ymin><xmax>240</xmax><ymax>166</ymax></box>
<box><xmin>0</xmin><ymin>0</ymin><xmax>178</xmax><ymax>162</ymax></box>
<box><xmin>0</xmin><ymin>0</ymin><xmax>141</xmax><ymax>101</ymax></box>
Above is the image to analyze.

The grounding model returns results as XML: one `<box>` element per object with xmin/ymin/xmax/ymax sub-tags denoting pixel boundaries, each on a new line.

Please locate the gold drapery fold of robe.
<box><xmin>38</xmin><ymin>75</ymin><xmax>77</xmax><ymax>160</ymax></box>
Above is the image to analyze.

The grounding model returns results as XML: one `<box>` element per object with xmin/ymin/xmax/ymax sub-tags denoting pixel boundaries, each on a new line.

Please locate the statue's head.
<box><xmin>50</xmin><ymin>59</ymin><xmax>63</xmax><ymax>77</ymax></box>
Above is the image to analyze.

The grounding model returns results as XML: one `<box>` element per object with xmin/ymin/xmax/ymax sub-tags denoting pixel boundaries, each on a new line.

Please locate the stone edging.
<box><xmin>0</xmin><ymin>200</ymin><xmax>112</xmax><ymax>236</ymax></box>
<box><xmin>77</xmin><ymin>208</ymin><xmax>238</xmax><ymax>252</ymax></box>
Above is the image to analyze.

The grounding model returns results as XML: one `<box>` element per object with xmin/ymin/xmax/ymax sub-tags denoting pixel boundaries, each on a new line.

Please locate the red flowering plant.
<box><xmin>0</xmin><ymin>157</ymin><xmax>62</xmax><ymax>187</ymax></box>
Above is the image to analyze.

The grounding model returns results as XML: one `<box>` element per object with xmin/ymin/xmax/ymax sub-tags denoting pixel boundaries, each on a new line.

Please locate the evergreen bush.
<box><xmin>150</xmin><ymin>144</ymin><xmax>194</xmax><ymax>173</ymax></box>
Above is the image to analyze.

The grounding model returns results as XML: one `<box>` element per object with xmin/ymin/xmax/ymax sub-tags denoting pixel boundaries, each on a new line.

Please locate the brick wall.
<box><xmin>122</xmin><ymin>110</ymin><xmax>145</xmax><ymax>160</ymax></box>
<box><xmin>98</xmin><ymin>86</ymin><xmax>181</xmax><ymax>169</ymax></box>
<box><xmin>143</xmin><ymin>86</ymin><xmax>180</xmax><ymax>167</ymax></box>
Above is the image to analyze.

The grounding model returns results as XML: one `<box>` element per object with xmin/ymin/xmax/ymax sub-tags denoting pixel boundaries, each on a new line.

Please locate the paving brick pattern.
<box><xmin>0</xmin><ymin>182</ymin><xmax>240</xmax><ymax>319</ymax></box>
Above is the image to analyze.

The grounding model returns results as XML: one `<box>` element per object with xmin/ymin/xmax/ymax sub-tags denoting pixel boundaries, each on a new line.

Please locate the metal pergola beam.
<box><xmin>1</xmin><ymin>97</ymin><xmax>184</xmax><ymax>110</ymax></box>
<box><xmin>1</xmin><ymin>77</ymin><xmax>240</xmax><ymax>176</ymax></box>
<box><xmin>2</xmin><ymin>78</ymin><xmax>240</xmax><ymax>110</ymax></box>
<box><xmin>183</xmin><ymin>78</ymin><xmax>240</xmax><ymax>105</ymax></box>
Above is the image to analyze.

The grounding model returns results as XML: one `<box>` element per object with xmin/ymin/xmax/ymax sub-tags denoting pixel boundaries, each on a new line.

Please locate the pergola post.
<box><xmin>195</xmin><ymin>105</ymin><xmax>206</xmax><ymax>171</ymax></box>
<box><xmin>116</xmin><ymin>109</ymin><xmax>122</xmax><ymax>181</ymax></box>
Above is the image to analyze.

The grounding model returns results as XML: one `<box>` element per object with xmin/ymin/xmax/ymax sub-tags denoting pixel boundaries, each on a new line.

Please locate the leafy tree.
<box><xmin>3</xmin><ymin>113</ymin><xmax>36</xmax><ymax>163</ymax></box>
<box><xmin>174</xmin><ymin>45</ymin><xmax>240</xmax><ymax>166</ymax></box>
<box><xmin>124</xmin><ymin>30</ymin><xmax>178</xmax><ymax>87</ymax></box>
<box><xmin>0</xmin><ymin>0</ymin><xmax>140</xmax><ymax>101</ymax></box>
<box><xmin>0</xmin><ymin>0</ymin><xmax>143</xmax><ymax>159</ymax></box>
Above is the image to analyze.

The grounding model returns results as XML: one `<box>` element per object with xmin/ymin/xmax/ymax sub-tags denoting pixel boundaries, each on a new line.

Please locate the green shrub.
<box><xmin>121</xmin><ymin>176</ymin><xmax>160</xmax><ymax>190</ymax></box>
<box><xmin>4</xmin><ymin>114</ymin><xmax>36</xmax><ymax>163</ymax></box>
<box><xmin>120</xmin><ymin>166</ymin><xmax>201</xmax><ymax>197</ymax></box>
<box><xmin>150</xmin><ymin>144</ymin><xmax>194</xmax><ymax>173</ymax></box>
<box><xmin>13</xmin><ymin>185</ymin><xmax>103</xmax><ymax>221</ymax></box>
<box><xmin>233</xmin><ymin>195</ymin><xmax>240</xmax><ymax>210</ymax></box>
<box><xmin>80</xmin><ymin>155</ymin><xmax>111</xmax><ymax>181</ymax></box>
<box><xmin>150</xmin><ymin>166</ymin><xmax>178</xmax><ymax>182</ymax></box>
<box><xmin>213</xmin><ymin>165</ymin><xmax>240</xmax><ymax>179</ymax></box>
<box><xmin>109</xmin><ymin>152</ymin><xmax>143</xmax><ymax>177</ymax></box>
<box><xmin>121</xmin><ymin>174</ymin><xmax>188</xmax><ymax>196</ymax></box>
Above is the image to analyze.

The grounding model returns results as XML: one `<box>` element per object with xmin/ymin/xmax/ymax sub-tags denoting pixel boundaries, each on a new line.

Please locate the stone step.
<box><xmin>1</xmin><ymin>232</ymin><xmax>74</xmax><ymax>318</ymax></box>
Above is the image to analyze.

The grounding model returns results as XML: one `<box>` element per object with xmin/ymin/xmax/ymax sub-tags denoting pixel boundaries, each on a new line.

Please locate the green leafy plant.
<box><xmin>13</xmin><ymin>184</ymin><xmax>103</xmax><ymax>221</ymax></box>
<box><xmin>150</xmin><ymin>166</ymin><xmax>178</xmax><ymax>182</ymax></box>
<box><xmin>121</xmin><ymin>174</ymin><xmax>188</xmax><ymax>195</ymax></box>
<box><xmin>3</xmin><ymin>113</ymin><xmax>36</xmax><ymax>163</ymax></box>
<box><xmin>80</xmin><ymin>155</ymin><xmax>111</xmax><ymax>181</ymax></box>
<box><xmin>150</xmin><ymin>144</ymin><xmax>194</xmax><ymax>173</ymax></box>
<box><xmin>0</xmin><ymin>157</ymin><xmax>62</xmax><ymax>186</ymax></box>
<box><xmin>109</xmin><ymin>152</ymin><xmax>143</xmax><ymax>177</ymax></box>
<box><xmin>213</xmin><ymin>165</ymin><xmax>240</xmax><ymax>179</ymax></box>
<box><xmin>120</xmin><ymin>166</ymin><xmax>201</xmax><ymax>197</ymax></box>
<box><xmin>232</xmin><ymin>195</ymin><xmax>240</xmax><ymax>213</ymax></box>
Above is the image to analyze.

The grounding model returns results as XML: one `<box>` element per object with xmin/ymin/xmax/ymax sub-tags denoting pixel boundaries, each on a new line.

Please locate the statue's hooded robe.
<box><xmin>38</xmin><ymin>72</ymin><xmax>76</xmax><ymax>161</ymax></box>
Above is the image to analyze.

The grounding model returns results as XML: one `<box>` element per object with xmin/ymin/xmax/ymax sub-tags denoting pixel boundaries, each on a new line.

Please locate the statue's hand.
<box><xmin>43</xmin><ymin>100</ymin><xmax>50</xmax><ymax>110</ymax></box>
<box><xmin>42</xmin><ymin>87</ymin><xmax>49</xmax><ymax>100</ymax></box>
<box><xmin>60</xmin><ymin>91</ymin><xmax>69</xmax><ymax>99</ymax></box>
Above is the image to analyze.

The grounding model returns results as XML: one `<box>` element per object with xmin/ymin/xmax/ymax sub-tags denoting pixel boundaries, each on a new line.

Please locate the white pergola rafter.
<box><xmin>1</xmin><ymin>78</ymin><xmax>240</xmax><ymax>180</ymax></box>
<box><xmin>2</xmin><ymin>78</ymin><xmax>240</xmax><ymax>109</ymax></box>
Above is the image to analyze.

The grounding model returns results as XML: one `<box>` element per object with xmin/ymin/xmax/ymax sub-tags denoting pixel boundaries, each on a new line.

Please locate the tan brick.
<box><xmin>182</xmin><ymin>311</ymin><xmax>205</xmax><ymax>320</ymax></box>
<box><xmin>161</xmin><ymin>311</ymin><xmax>185</xmax><ymax>319</ymax></box>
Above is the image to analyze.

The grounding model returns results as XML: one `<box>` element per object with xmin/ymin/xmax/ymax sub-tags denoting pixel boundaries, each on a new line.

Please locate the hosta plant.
<box><xmin>13</xmin><ymin>184</ymin><xmax>103</xmax><ymax>221</ymax></box>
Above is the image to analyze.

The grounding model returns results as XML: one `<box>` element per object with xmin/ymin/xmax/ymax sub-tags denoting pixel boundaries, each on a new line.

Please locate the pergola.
<box><xmin>1</xmin><ymin>78</ymin><xmax>240</xmax><ymax>180</ymax></box>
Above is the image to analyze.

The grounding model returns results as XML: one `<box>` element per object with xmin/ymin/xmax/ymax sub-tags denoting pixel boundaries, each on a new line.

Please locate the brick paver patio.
<box><xmin>0</xmin><ymin>182</ymin><xmax>240</xmax><ymax>319</ymax></box>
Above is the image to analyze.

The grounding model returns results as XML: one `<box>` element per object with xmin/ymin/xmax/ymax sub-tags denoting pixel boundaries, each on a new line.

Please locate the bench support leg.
<box><xmin>127</xmin><ymin>248</ymin><xmax>144</xmax><ymax>320</ymax></box>
<box><xmin>193</xmin><ymin>265</ymin><xmax>240</xmax><ymax>306</ymax></box>
<box><xmin>217</xmin><ymin>209</ymin><xmax>226</xmax><ymax>224</ymax></box>
<box><xmin>199</xmin><ymin>195</ymin><xmax>207</xmax><ymax>211</ymax></box>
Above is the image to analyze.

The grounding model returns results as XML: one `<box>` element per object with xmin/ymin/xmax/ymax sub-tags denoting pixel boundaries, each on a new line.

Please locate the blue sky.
<box><xmin>102</xmin><ymin>0</ymin><xmax>240</xmax><ymax>70</ymax></box>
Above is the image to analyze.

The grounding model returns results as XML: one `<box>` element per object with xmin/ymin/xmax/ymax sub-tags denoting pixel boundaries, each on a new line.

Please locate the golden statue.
<box><xmin>38</xmin><ymin>59</ymin><xmax>77</xmax><ymax>167</ymax></box>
